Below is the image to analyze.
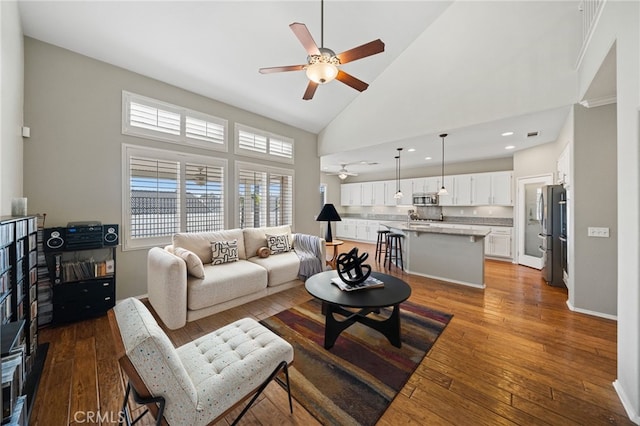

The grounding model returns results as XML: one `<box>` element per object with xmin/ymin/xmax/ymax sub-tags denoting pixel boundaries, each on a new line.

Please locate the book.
<box><xmin>331</xmin><ymin>276</ymin><xmax>384</xmax><ymax>291</ymax></box>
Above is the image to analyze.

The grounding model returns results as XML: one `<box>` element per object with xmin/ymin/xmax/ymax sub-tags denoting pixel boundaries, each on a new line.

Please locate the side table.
<box><xmin>325</xmin><ymin>240</ymin><xmax>344</xmax><ymax>269</ymax></box>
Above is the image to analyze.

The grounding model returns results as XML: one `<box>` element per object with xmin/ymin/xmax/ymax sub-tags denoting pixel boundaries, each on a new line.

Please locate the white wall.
<box><xmin>23</xmin><ymin>38</ymin><xmax>320</xmax><ymax>299</ymax></box>
<box><xmin>578</xmin><ymin>1</ymin><xmax>640</xmax><ymax>422</ymax></box>
<box><xmin>0</xmin><ymin>1</ymin><xmax>24</xmax><ymax>215</ymax></box>
<box><xmin>319</xmin><ymin>1</ymin><xmax>579</xmax><ymax>157</ymax></box>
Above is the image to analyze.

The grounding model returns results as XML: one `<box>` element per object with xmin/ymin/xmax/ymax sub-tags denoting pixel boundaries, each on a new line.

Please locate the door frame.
<box><xmin>516</xmin><ymin>174</ymin><xmax>553</xmax><ymax>269</ymax></box>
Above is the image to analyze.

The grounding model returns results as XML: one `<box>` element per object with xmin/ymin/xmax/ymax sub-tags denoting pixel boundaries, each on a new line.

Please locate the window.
<box><xmin>235</xmin><ymin>124</ymin><xmax>294</xmax><ymax>164</ymax></box>
<box><xmin>122</xmin><ymin>91</ymin><xmax>227</xmax><ymax>151</ymax></box>
<box><xmin>122</xmin><ymin>144</ymin><xmax>226</xmax><ymax>250</ymax></box>
<box><xmin>236</xmin><ymin>161</ymin><xmax>293</xmax><ymax>229</ymax></box>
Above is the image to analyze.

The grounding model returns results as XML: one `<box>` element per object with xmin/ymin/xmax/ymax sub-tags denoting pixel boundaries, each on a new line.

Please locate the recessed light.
<box><xmin>408</xmin><ymin>148</ymin><xmax>416</xmax><ymax>152</ymax></box>
<box><xmin>322</xmin><ymin>166</ymin><xmax>329</xmax><ymax>170</ymax></box>
<box><xmin>425</xmin><ymin>156</ymin><xmax>432</xmax><ymax>160</ymax></box>
<box><xmin>505</xmin><ymin>145</ymin><xmax>515</xmax><ymax>150</ymax></box>
<box><xmin>501</xmin><ymin>131</ymin><xmax>514</xmax><ymax>137</ymax></box>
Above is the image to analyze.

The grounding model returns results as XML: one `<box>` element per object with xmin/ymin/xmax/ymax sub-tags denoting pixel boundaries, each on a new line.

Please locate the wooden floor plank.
<box><xmin>30</xmin><ymin>240</ymin><xmax>631</xmax><ymax>425</ymax></box>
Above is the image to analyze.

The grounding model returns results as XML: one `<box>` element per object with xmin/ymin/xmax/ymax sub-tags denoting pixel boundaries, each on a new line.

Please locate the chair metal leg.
<box><xmin>120</xmin><ymin>382</ymin><xmax>166</xmax><ymax>426</ymax></box>
<box><xmin>232</xmin><ymin>361</ymin><xmax>293</xmax><ymax>425</ymax></box>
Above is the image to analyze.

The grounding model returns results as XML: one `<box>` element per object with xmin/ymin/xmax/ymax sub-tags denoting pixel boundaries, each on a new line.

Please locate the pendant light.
<box><xmin>394</xmin><ymin>148</ymin><xmax>403</xmax><ymax>199</ymax></box>
<box><xmin>438</xmin><ymin>134</ymin><xmax>448</xmax><ymax>196</ymax></box>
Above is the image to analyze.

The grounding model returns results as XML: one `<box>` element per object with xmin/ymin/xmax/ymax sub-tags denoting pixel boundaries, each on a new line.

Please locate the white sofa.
<box><xmin>147</xmin><ymin>225</ymin><xmax>326</xmax><ymax>329</ymax></box>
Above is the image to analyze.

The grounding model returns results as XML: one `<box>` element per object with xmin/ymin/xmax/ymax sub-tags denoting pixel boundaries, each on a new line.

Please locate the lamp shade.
<box><xmin>316</xmin><ymin>203</ymin><xmax>342</xmax><ymax>222</ymax></box>
<box><xmin>316</xmin><ymin>203</ymin><xmax>342</xmax><ymax>242</ymax></box>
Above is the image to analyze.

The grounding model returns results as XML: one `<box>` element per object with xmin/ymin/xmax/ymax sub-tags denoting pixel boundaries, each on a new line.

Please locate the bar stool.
<box><xmin>375</xmin><ymin>229</ymin><xmax>390</xmax><ymax>262</ymax></box>
<box><xmin>385</xmin><ymin>233</ymin><xmax>404</xmax><ymax>271</ymax></box>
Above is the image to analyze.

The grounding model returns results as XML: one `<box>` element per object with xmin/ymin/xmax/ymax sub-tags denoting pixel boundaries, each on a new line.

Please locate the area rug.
<box><xmin>260</xmin><ymin>298</ymin><xmax>452</xmax><ymax>425</ymax></box>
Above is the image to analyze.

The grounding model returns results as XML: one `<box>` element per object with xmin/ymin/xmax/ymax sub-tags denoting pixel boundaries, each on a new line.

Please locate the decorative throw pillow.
<box><xmin>256</xmin><ymin>247</ymin><xmax>270</xmax><ymax>258</ymax></box>
<box><xmin>173</xmin><ymin>247</ymin><xmax>205</xmax><ymax>279</ymax></box>
<box><xmin>211</xmin><ymin>239</ymin><xmax>239</xmax><ymax>265</ymax></box>
<box><xmin>266</xmin><ymin>234</ymin><xmax>291</xmax><ymax>255</ymax></box>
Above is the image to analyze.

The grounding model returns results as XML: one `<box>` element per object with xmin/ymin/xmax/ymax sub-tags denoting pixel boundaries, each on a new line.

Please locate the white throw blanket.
<box><xmin>295</xmin><ymin>234</ymin><xmax>324</xmax><ymax>280</ymax></box>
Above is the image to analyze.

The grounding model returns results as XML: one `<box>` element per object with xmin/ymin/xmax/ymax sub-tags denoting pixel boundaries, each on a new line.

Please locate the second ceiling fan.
<box><xmin>259</xmin><ymin>0</ymin><xmax>385</xmax><ymax>100</ymax></box>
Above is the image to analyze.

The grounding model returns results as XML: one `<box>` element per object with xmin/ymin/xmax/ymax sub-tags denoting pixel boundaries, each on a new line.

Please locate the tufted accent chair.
<box><xmin>108</xmin><ymin>297</ymin><xmax>294</xmax><ymax>426</ymax></box>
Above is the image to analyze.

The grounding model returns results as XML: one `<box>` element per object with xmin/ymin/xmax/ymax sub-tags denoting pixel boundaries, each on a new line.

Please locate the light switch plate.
<box><xmin>588</xmin><ymin>227</ymin><xmax>610</xmax><ymax>238</ymax></box>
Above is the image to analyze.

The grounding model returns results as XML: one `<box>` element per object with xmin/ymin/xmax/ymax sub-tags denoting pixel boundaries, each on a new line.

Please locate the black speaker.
<box><xmin>43</xmin><ymin>227</ymin><xmax>66</xmax><ymax>251</ymax></box>
<box><xmin>103</xmin><ymin>224</ymin><xmax>119</xmax><ymax>246</ymax></box>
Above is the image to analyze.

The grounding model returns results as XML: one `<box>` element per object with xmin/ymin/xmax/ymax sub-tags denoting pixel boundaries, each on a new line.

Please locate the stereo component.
<box><xmin>43</xmin><ymin>228</ymin><xmax>66</xmax><ymax>252</ymax></box>
<box><xmin>103</xmin><ymin>224</ymin><xmax>119</xmax><ymax>246</ymax></box>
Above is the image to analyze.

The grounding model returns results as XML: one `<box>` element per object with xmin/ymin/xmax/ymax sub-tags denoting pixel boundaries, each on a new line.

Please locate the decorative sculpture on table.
<box><xmin>336</xmin><ymin>247</ymin><xmax>371</xmax><ymax>286</ymax></box>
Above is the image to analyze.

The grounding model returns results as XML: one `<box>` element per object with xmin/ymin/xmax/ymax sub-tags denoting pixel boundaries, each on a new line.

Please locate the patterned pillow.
<box><xmin>211</xmin><ymin>239</ymin><xmax>239</xmax><ymax>265</ymax></box>
<box><xmin>173</xmin><ymin>247</ymin><xmax>205</xmax><ymax>279</ymax></box>
<box><xmin>266</xmin><ymin>234</ymin><xmax>291</xmax><ymax>255</ymax></box>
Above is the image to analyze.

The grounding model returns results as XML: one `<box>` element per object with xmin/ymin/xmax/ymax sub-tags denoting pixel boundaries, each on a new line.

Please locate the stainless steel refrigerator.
<box><xmin>538</xmin><ymin>184</ymin><xmax>566</xmax><ymax>287</ymax></box>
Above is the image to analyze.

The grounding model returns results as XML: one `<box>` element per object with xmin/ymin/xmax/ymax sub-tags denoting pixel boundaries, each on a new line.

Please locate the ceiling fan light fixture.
<box><xmin>338</xmin><ymin>172</ymin><xmax>348</xmax><ymax>180</ymax></box>
<box><xmin>306</xmin><ymin>51</ymin><xmax>339</xmax><ymax>84</ymax></box>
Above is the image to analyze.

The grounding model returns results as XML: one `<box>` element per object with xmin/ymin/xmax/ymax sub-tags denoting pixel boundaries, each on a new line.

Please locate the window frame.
<box><xmin>121</xmin><ymin>143</ymin><xmax>228</xmax><ymax>250</ymax></box>
<box><xmin>122</xmin><ymin>91</ymin><xmax>228</xmax><ymax>152</ymax></box>
<box><xmin>234</xmin><ymin>123</ymin><xmax>294</xmax><ymax>164</ymax></box>
<box><xmin>234</xmin><ymin>161</ymin><xmax>295</xmax><ymax>230</ymax></box>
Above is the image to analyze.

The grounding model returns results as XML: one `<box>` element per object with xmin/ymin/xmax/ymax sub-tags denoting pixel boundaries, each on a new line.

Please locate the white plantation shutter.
<box><xmin>235</xmin><ymin>124</ymin><xmax>294</xmax><ymax>164</ymax></box>
<box><xmin>236</xmin><ymin>162</ymin><xmax>293</xmax><ymax>229</ymax></box>
<box><xmin>269</xmin><ymin>137</ymin><xmax>294</xmax><ymax>159</ymax></box>
<box><xmin>128</xmin><ymin>156</ymin><xmax>180</xmax><ymax>240</ymax></box>
<box><xmin>123</xmin><ymin>144</ymin><xmax>227</xmax><ymax>249</ymax></box>
<box><xmin>122</xmin><ymin>91</ymin><xmax>227</xmax><ymax>151</ymax></box>
<box><xmin>185</xmin><ymin>163</ymin><xmax>225</xmax><ymax>232</ymax></box>
<box><xmin>129</xmin><ymin>102</ymin><xmax>181</xmax><ymax>135</ymax></box>
<box><xmin>185</xmin><ymin>115</ymin><xmax>226</xmax><ymax>145</ymax></box>
<box><xmin>238</xmin><ymin>129</ymin><xmax>268</xmax><ymax>153</ymax></box>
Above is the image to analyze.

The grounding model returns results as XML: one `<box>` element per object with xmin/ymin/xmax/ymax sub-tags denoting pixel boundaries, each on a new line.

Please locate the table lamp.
<box><xmin>316</xmin><ymin>203</ymin><xmax>342</xmax><ymax>242</ymax></box>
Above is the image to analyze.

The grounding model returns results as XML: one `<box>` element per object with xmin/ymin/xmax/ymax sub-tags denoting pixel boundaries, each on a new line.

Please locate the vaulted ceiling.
<box><xmin>18</xmin><ymin>1</ymin><xmax>583</xmax><ymax>176</ymax></box>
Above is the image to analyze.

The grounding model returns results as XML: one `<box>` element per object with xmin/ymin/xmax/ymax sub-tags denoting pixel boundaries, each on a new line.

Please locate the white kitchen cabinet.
<box><xmin>439</xmin><ymin>175</ymin><xmax>472</xmax><ymax>206</ymax></box>
<box><xmin>485</xmin><ymin>227</ymin><xmax>513</xmax><ymax>258</ymax></box>
<box><xmin>361</xmin><ymin>182</ymin><xmax>388</xmax><ymax>206</ymax></box>
<box><xmin>557</xmin><ymin>144</ymin><xmax>571</xmax><ymax>187</ymax></box>
<box><xmin>355</xmin><ymin>220</ymin><xmax>380</xmax><ymax>242</ymax></box>
<box><xmin>340</xmin><ymin>183</ymin><xmax>361</xmax><ymax>206</ymax></box>
<box><xmin>471</xmin><ymin>172</ymin><xmax>513</xmax><ymax>206</ymax></box>
<box><xmin>336</xmin><ymin>218</ymin><xmax>356</xmax><ymax>239</ymax></box>
<box><xmin>384</xmin><ymin>179</ymin><xmax>412</xmax><ymax>205</ymax></box>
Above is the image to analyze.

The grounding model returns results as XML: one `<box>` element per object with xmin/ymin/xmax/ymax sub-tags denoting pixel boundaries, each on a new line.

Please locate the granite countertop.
<box><xmin>380</xmin><ymin>221</ymin><xmax>491</xmax><ymax>238</ymax></box>
<box><xmin>341</xmin><ymin>214</ymin><xmax>513</xmax><ymax>227</ymax></box>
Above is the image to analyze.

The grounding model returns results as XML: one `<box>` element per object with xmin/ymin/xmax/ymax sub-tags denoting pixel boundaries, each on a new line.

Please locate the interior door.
<box><xmin>517</xmin><ymin>175</ymin><xmax>553</xmax><ymax>269</ymax></box>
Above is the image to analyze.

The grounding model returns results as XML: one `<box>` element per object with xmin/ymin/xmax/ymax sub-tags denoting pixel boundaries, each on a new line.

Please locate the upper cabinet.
<box><xmin>340</xmin><ymin>183</ymin><xmax>361</xmax><ymax>206</ymax></box>
<box><xmin>341</xmin><ymin>171</ymin><xmax>513</xmax><ymax>207</ymax></box>
<box><xmin>471</xmin><ymin>171</ymin><xmax>513</xmax><ymax>205</ymax></box>
<box><xmin>557</xmin><ymin>144</ymin><xmax>571</xmax><ymax>187</ymax></box>
<box><xmin>361</xmin><ymin>181</ymin><xmax>386</xmax><ymax>206</ymax></box>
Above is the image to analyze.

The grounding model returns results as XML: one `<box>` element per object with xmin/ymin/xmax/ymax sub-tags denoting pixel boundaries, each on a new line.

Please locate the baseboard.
<box><xmin>565</xmin><ymin>300</ymin><xmax>617</xmax><ymax>321</ymax></box>
<box><xmin>613</xmin><ymin>380</ymin><xmax>640</xmax><ymax>425</ymax></box>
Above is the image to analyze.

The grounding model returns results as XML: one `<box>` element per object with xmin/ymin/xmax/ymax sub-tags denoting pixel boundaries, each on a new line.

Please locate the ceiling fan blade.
<box><xmin>336</xmin><ymin>39</ymin><xmax>385</xmax><ymax>64</ymax></box>
<box><xmin>336</xmin><ymin>70</ymin><xmax>369</xmax><ymax>92</ymax></box>
<box><xmin>290</xmin><ymin>22</ymin><xmax>321</xmax><ymax>56</ymax></box>
<box><xmin>303</xmin><ymin>80</ymin><xmax>319</xmax><ymax>100</ymax></box>
<box><xmin>259</xmin><ymin>64</ymin><xmax>306</xmax><ymax>74</ymax></box>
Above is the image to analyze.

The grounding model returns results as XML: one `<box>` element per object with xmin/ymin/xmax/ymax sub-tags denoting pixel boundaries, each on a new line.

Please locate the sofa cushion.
<box><xmin>248</xmin><ymin>251</ymin><xmax>300</xmax><ymax>287</ymax></box>
<box><xmin>174</xmin><ymin>229</ymin><xmax>246</xmax><ymax>262</ymax></box>
<box><xmin>243</xmin><ymin>225</ymin><xmax>291</xmax><ymax>260</ymax></box>
<box><xmin>266</xmin><ymin>234</ymin><xmax>291</xmax><ymax>255</ymax></box>
<box><xmin>173</xmin><ymin>247</ymin><xmax>205</xmax><ymax>279</ymax></box>
<box><xmin>211</xmin><ymin>240</ymin><xmax>238</xmax><ymax>265</ymax></box>
<box><xmin>187</xmin><ymin>260</ymin><xmax>267</xmax><ymax>310</ymax></box>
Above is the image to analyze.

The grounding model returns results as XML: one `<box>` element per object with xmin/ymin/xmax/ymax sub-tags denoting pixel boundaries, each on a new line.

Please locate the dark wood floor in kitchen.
<box><xmin>29</xmin><ymin>240</ymin><xmax>632</xmax><ymax>425</ymax></box>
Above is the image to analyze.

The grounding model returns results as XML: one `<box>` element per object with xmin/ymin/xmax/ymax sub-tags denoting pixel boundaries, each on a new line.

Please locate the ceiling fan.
<box><xmin>326</xmin><ymin>164</ymin><xmax>358</xmax><ymax>180</ymax></box>
<box><xmin>258</xmin><ymin>0</ymin><xmax>385</xmax><ymax>100</ymax></box>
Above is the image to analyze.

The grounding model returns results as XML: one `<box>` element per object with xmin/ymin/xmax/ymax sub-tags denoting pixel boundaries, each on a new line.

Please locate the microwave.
<box><xmin>412</xmin><ymin>193</ymin><xmax>438</xmax><ymax>206</ymax></box>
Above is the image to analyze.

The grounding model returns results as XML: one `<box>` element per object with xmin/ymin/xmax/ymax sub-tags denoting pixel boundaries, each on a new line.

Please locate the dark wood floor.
<box><xmin>30</xmin><ymin>241</ymin><xmax>632</xmax><ymax>425</ymax></box>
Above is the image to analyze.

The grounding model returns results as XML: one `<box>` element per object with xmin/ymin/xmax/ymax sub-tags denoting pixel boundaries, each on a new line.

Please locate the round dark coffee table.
<box><xmin>305</xmin><ymin>270</ymin><xmax>412</xmax><ymax>349</ymax></box>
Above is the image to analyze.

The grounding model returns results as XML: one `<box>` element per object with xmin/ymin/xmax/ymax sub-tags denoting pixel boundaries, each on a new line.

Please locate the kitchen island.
<box><xmin>381</xmin><ymin>221</ymin><xmax>490</xmax><ymax>288</ymax></box>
